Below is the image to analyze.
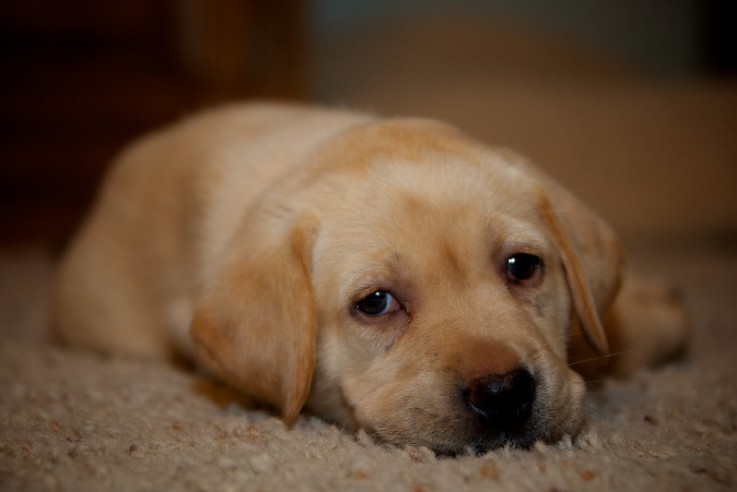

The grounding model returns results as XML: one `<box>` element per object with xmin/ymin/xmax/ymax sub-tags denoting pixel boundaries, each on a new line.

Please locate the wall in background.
<box><xmin>311</xmin><ymin>0</ymin><xmax>719</xmax><ymax>76</ymax></box>
<box><xmin>2</xmin><ymin>0</ymin><xmax>734</xmax><ymax>244</ymax></box>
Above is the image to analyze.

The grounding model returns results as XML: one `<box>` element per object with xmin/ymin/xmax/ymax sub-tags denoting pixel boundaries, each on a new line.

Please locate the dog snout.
<box><xmin>464</xmin><ymin>369</ymin><xmax>536</xmax><ymax>431</ymax></box>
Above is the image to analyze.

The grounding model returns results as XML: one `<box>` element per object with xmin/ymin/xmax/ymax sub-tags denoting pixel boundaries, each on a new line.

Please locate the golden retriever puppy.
<box><xmin>53</xmin><ymin>103</ymin><xmax>688</xmax><ymax>454</ymax></box>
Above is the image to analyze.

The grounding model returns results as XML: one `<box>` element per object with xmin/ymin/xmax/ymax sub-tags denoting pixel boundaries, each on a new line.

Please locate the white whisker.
<box><xmin>568</xmin><ymin>349</ymin><xmax>633</xmax><ymax>367</ymax></box>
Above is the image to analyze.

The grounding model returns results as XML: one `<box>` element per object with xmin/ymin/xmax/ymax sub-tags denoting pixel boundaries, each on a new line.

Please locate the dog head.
<box><xmin>191</xmin><ymin>118</ymin><xmax>622</xmax><ymax>454</ymax></box>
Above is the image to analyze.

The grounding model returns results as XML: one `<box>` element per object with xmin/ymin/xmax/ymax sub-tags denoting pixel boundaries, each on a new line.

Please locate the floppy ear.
<box><xmin>190</xmin><ymin>212</ymin><xmax>319</xmax><ymax>425</ymax></box>
<box><xmin>536</xmin><ymin>189</ymin><xmax>622</xmax><ymax>355</ymax></box>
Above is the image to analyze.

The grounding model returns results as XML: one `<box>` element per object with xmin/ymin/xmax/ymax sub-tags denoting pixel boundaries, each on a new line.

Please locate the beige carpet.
<box><xmin>3</xmin><ymin>15</ymin><xmax>737</xmax><ymax>492</ymax></box>
<box><xmin>1</xmin><ymin>240</ymin><xmax>736</xmax><ymax>491</ymax></box>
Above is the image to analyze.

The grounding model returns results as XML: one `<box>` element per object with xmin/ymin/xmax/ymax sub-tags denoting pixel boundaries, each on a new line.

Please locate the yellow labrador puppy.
<box><xmin>53</xmin><ymin>103</ymin><xmax>688</xmax><ymax>454</ymax></box>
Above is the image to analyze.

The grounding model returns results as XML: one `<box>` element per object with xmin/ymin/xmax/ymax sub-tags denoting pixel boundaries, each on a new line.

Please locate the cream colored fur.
<box><xmin>53</xmin><ymin>103</ymin><xmax>688</xmax><ymax>454</ymax></box>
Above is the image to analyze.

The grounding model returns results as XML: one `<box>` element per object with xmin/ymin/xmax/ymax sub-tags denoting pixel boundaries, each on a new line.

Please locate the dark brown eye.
<box><xmin>506</xmin><ymin>253</ymin><xmax>542</xmax><ymax>282</ymax></box>
<box><xmin>356</xmin><ymin>291</ymin><xmax>401</xmax><ymax>316</ymax></box>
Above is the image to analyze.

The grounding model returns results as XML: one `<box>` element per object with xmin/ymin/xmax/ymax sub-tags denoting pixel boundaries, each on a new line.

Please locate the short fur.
<box><xmin>53</xmin><ymin>103</ymin><xmax>688</xmax><ymax>454</ymax></box>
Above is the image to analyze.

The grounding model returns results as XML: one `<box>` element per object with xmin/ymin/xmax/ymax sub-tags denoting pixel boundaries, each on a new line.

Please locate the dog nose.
<box><xmin>464</xmin><ymin>369</ymin><xmax>536</xmax><ymax>430</ymax></box>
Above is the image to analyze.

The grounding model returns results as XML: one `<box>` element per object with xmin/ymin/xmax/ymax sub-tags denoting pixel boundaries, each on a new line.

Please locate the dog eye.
<box><xmin>506</xmin><ymin>253</ymin><xmax>542</xmax><ymax>282</ymax></box>
<box><xmin>356</xmin><ymin>291</ymin><xmax>402</xmax><ymax>317</ymax></box>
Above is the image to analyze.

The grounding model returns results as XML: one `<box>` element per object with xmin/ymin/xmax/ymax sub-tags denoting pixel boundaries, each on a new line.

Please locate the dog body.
<box><xmin>53</xmin><ymin>103</ymin><xmax>687</xmax><ymax>454</ymax></box>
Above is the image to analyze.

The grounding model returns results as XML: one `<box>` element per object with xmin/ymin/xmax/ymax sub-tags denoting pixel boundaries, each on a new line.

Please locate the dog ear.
<box><xmin>536</xmin><ymin>189</ymin><xmax>622</xmax><ymax>355</ymax></box>
<box><xmin>190</xmin><ymin>212</ymin><xmax>319</xmax><ymax>425</ymax></box>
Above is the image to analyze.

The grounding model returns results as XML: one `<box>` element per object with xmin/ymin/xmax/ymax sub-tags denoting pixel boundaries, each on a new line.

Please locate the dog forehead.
<box><xmin>327</xmin><ymin>148</ymin><xmax>539</xmax><ymax>234</ymax></box>
<box><xmin>297</xmin><ymin>116</ymin><xmax>534</xmax><ymax>190</ymax></box>
<box><xmin>312</xmin><ymin>152</ymin><xmax>548</xmax><ymax>287</ymax></box>
<box><xmin>304</xmin><ymin>119</ymin><xmax>552</xmax><ymax>281</ymax></box>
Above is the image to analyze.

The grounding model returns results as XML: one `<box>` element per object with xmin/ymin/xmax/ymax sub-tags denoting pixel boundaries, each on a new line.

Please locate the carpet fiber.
<box><xmin>3</xmin><ymin>15</ymin><xmax>737</xmax><ymax>491</ymax></box>
<box><xmin>1</xmin><ymin>239</ymin><xmax>736</xmax><ymax>491</ymax></box>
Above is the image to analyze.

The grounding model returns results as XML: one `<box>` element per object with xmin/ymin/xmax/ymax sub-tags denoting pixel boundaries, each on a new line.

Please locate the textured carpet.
<box><xmin>3</xmin><ymin>14</ymin><xmax>737</xmax><ymax>492</ymax></box>
<box><xmin>1</xmin><ymin>237</ymin><xmax>736</xmax><ymax>491</ymax></box>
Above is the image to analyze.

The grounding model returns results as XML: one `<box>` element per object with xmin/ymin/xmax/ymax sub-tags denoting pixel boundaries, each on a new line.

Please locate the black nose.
<box><xmin>464</xmin><ymin>369</ymin><xmax>536</xmax><ymax>431</ymax></box>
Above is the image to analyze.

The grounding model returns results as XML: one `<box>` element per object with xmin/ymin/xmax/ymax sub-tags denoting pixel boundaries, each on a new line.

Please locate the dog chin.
<box><xmin>362</xmin><ymin>423</ymin><xmax>573</xmax><ymax>457</ymax></box>
<box><xmin>351</xmin><ymin>404</ymin><xmax>583</xmax><ymax>456</ymax></box>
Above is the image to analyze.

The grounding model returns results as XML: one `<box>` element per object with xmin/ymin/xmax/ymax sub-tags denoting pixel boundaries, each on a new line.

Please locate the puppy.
<box><xmin>53</xmin><ymin>103</ymin><xmax>688</xmax><ymax>454</ymax></box>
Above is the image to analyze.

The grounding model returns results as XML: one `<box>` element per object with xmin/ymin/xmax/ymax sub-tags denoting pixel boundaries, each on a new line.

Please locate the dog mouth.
<box><xmin>337</xmin><ymin>343</ymin><xmax>587</xmax><ymax>455</ymax></box>
<box><xmin>362</xmin><ymin>413</ymin><xmax>561</xmax><ymax>456</ymax></box>
<box><xmin>349</xmin><ymin>370</ymin><xmax>584</xmax><ymax>456</ymax></box>
<box><xmin>461</xmin><ymin>412</ymin><xmax>567</xmax><ymax>455</ymax></box>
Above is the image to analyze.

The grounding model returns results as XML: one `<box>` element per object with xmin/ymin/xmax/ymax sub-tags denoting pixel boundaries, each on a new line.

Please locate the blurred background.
<box><xmin>2</xmin><ymin>0</ymin><xmax>736</xmax><ymax>247</ymax></box>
